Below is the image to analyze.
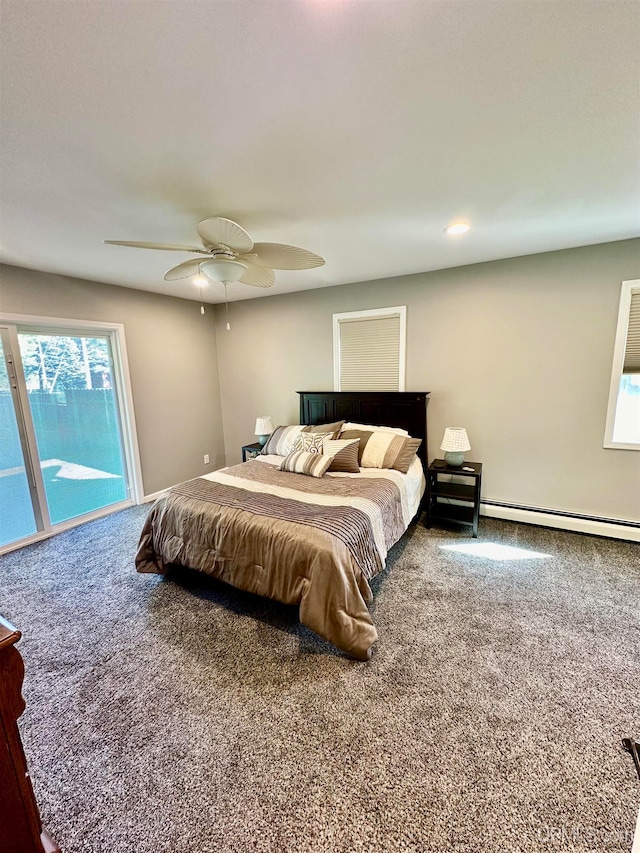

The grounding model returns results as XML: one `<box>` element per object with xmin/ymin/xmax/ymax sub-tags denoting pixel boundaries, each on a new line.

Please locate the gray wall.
<box><xmin>214</xmin><ymin>239</ymin><xmax>640</xmax><ymax>523</ymax></box>
<box><xmin>3</xmin><ymin>239</ymin><xmax>639</xmax><ymax>522</ymax></box>
<box><xmin>0</xmin><ymin>264</ymin><xmax>226</xmax><ymax>495</ymax></box>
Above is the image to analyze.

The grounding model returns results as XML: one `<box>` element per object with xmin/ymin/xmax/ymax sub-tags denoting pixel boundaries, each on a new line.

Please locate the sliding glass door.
<box><xmin>0</xmin><ymin>319</ymin><xmax>140</xmax><ymax>552</ymax></box>
<box><xmin>0</xmin><ymin>330</ymin><xmax>39</xmax><ymax>546</ymax></box>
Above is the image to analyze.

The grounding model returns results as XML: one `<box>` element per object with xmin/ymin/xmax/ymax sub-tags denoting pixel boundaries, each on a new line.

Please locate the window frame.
<box><xmin>603</xmin><ymin>279</ymin><xmax>640</xmax><ymax>450</ymax></box>
<box><xmin>333</xmin><ymin>306</ymin><xmax>407</xmax><ymax>392</ymax></box>
<box><xmin>0</xmin><ymin>312</ymin><xmax>144</xmax><ymax>503</ymax></box>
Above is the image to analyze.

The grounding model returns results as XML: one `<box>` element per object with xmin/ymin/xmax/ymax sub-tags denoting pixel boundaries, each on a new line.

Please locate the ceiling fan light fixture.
<box><xmin>444</xmin><ymin>223</ymin><xmax>471</xmax><ymax>236</ymax></box>
<box><xmin>199</xmin><ymin>259</ymin><xmax>247</xmax><ymax>283</ymax></box>
<box><xmin>105</xmin><ymin>217</ymin><xmax>324</xmax><ymax>290</ymax></box>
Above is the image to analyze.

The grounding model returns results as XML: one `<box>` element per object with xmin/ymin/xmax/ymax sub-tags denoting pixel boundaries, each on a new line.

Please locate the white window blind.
<box><xmin>604</xmin><ymin>279</ymin><xmax>640</xmax><ymax>449</ymax></box>
<box><xmin>623</xmin><ymin>289</ymin><xmax>640</xmax><ymax>373</ymax></box>
<box><xmin>333</xmin><ymin>307</ymin><xmax>406</xmax><ymax>392</ymax></box>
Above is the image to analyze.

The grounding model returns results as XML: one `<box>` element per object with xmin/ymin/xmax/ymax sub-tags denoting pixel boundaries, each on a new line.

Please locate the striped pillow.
<box><xmin>278</xmin><ymin>450</ymin><xmax>333</xmax><ymax>478</ymax></box>
<box><xmin>293</xmin><ymin>432</ymin><xmax>326</xmax><ymax>454</ymax></box>
<box><xmin>322</xmin><ymin>438</ymin><xmax>360</xmax><ymax>473</ymax></box>
<box><xmin>339</xmin><ymin>430</ymin><xmax>421</xmax><ymax>474</ymax></box>
<box><xmin>260</xmin><ymin>425</ymin><xmax>305</xmax><ymax>456</ymax></box>
<box><xmin>301</xmin><ymin>420</ymin><xmax>344</xmax><ymax>436</ymax></box>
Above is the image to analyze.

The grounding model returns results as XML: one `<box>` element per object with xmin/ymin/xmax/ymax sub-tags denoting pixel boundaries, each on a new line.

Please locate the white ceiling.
<box><xmin>1</xmin><ymin>0</ymin><xmax>639</xmax><ymax>304</ymax></box>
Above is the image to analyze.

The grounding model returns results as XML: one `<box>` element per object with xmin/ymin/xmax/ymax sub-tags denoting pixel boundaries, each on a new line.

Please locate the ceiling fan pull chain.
<box><xmin>200</xmin><ymin>285</ymin><xmax>205</xmax><ymax>315</ymax></box>
<box><xmin>224</xmin><ymin>283</ymin><xmax>231</xmax><ymax>331</ymax></box>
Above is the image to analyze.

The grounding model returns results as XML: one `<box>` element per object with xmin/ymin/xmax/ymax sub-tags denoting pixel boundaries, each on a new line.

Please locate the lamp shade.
<box><xmin>440</xmin><ymin>427</ymin><xmax>471</xmax><ymax>452</ymax></box>
<box><xmin>200</xmin><ymin>259</ymin><xmax>247</xmax><ymax>283</ymax></box>
<box><xmin>255</xmin><ymin>416</ymin><xmax>274</xmax><ymax>437</ymax></box>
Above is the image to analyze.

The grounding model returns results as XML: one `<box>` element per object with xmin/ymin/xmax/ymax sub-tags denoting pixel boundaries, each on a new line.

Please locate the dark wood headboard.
<box><xmin>298</xmin><ymin>391</ymin><xmax>429</xmax><ymax>467</ymax></box>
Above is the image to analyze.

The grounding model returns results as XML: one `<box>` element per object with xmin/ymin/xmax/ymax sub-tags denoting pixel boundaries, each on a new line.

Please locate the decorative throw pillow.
<box><xmin>339</xmin><ymin>430</ymin><xmax>421</xmax><ymax>474</ymax></box>
<box><xmin>322</xmin><ymin>438</ymin><xmax>360</xmax><ymax>473</ymax></box>
<box><xmin>338</xmin><ymin>430</ymin><xmax>375</xmax><ymax>463</ymax></box>
<box><xmin>260</xmin><ymin>425</ymin><xmax>305</xmax><ymax>456</ymax></box>
<box><xmin>301</xmin><ymin>420</ymin><xmax>344</xmax><ymax>437</ymax></box>
<box><xmin>293</xmin><ymin>432</ymin><xmax>326</xmax><ymax>454</ymax></box>
<box><xmin>278</xmin><ymin>450</ymin><xmax>332</xmax><ymax>478</ymax></box>
<box><xmin>342</xmin><ymin>422</ymin><xmax>409</xmax><ymax>436</ymax></box>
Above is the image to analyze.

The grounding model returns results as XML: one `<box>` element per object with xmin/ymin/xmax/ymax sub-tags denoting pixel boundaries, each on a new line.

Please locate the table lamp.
<box><xmin>255</xmin><ymin>416</ymin><xmax>274</xmax><ymax>446</ymax></box>
<box><xmin>440</xmin><ymin>427</ymin><xmax>471</xmax><ymax>467</ymax></box>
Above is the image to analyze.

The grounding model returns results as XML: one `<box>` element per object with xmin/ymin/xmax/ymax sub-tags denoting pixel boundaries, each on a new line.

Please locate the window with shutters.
<box><xmin>604</xmin><ymin>279</ymin><xmax>640</xmax><ymax>449</ymax></box>
<box><xmin>333</xmin><ymin>307</ymin><xmax>406</xmax><ymax>392</ymax></box>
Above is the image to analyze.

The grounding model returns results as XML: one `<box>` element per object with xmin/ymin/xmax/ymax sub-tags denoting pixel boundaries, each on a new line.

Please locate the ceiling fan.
<box><xmin>105</xmin><ymin>217</ymin><xmax>325</xmax><ymax>288</ymax></box>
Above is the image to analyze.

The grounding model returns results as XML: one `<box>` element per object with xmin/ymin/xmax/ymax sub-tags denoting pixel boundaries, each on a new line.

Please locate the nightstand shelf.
<box><xmin>242</xmin><ymin>442</ymin><xmax>263</xmax><ymax>462</ymax></box>
<box><xmin>425</xmin><ymin>460</ymin><xmax>482</xmax><ymax>538</ymax></box>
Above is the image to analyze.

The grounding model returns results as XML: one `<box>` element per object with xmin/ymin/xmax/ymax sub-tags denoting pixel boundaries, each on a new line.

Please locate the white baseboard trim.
<box><xmin>0</xmin><ymin>499</ymin><xmax>134</xmax><ymax>556</ymax></box>
<box><xmin>481</xmin><ymin>502</ymin><xmax>640</xmax><ymax>543</ymax></box>
<box><xmin>143</xmin><ymin>471</ymin><xmax>218</xmax><ymax>504</ymax></box>
<box><xmin>142</xmin><ymin>488</ymin><xmax>170</xmax><ymax>503</ymax></box>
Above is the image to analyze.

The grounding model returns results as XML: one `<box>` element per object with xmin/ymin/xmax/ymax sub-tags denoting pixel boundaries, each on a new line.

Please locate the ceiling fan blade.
<box><xmin>105</xmin><ymin>240</ymin><xmax>209</xmax><ymax>253</ymax></box>
<box><xmin>163</xmin><ymin>259</ymin><xmax>205</xmax><ymax>281</ymax></box>
<box><xmin>246</xmin><ymin>243</ymin><xmax>325</xmax><ymax>270</ymax></box>
<box><xmin>238</xmin><ymin>262</ymin><xmax>275</xmax><ymax>288</ymax></box>
<box><xmin>197</xmin><ymin>218</ymin><xmax>254</xmax><ymax>253</ymax></box>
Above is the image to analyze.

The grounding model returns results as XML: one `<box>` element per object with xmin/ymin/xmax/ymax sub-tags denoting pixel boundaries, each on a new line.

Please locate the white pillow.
<box><xmin>341</xmin><ymin>422</ymin><xmax>409</xmax><ymax>436</ymax></box>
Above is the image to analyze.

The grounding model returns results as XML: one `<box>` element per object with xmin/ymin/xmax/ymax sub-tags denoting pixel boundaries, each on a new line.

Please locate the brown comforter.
<box><xmin>135</xmin><ymin>459</ymin><xmax>408</xmax><ymax>659</ymax></box>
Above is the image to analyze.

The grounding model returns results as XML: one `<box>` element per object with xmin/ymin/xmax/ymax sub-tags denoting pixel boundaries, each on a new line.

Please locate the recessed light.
<box><xmin>444</xmin><ymin>223</ymin><xmax>471</xmax><ymax>235</ymax></box>
<box><xmin>193</xmin><ymin>275</ymin><xmax>208</xmax><ymax>286</ymax></box>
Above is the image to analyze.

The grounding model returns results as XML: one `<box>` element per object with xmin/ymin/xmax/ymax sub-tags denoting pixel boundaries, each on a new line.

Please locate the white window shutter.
<box><xmin>623</xmin><ymin>290</ymin><xmax>640</xmax><ymax>373</ymax></box>
<box><xmin>336</xmin><ymin>309</ymin><xmax>405</xmax><ymax>391</ymax></box>
<box><xmin>604</xmin><ymin>279</ymin><xmax>640</xmax><ymax>448</ymax></box>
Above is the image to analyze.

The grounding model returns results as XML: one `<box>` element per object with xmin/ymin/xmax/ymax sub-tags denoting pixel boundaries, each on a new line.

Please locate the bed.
<box><xmin>136</xmin><ymin>391</ymin><xmax>429</xmax><ymax>660</ymax></box>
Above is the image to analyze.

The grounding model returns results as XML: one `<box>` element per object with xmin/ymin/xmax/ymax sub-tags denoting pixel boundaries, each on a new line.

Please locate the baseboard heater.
<box><xmin>480</xmin><ymin>499</ymin><xmax>640</xmax><ymax>542</ymax></box>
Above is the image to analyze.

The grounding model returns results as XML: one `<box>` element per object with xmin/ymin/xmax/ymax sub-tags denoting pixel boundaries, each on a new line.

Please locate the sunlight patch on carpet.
<box><xmin>439</xmin><ymin>542</ymin><xmax>551</xmax><ymax>561</ymax></box>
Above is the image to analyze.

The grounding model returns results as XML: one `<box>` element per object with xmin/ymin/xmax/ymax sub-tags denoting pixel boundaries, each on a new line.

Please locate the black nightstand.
<box><xmin>425</xmin><ymin>460</ymin><xmax>482</xmax><ymax>538</ymax></box>
<box><xmin>242</xmin><ymin>442</ymin><xmax>263</xmax><ymax>462</ymax></box>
